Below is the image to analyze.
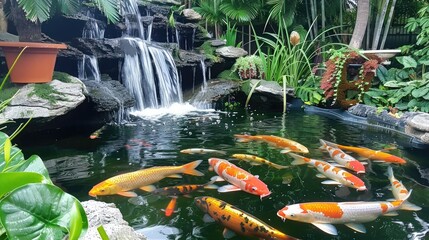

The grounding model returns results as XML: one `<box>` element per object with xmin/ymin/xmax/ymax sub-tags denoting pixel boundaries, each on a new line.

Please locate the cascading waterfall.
<box><xmin>120</xmin><ymin>0</ymin><xmax>183</xmax><ymax>113</ymax></box>
<box><xmin>78</xmin><ymin>17</ymin><xmax>103</xmax><ymax>81</ymax></box>
<box><xmin>199</xmin><ymin>59</ymin><xmax>207</xmax><ymax>92</ymax></box>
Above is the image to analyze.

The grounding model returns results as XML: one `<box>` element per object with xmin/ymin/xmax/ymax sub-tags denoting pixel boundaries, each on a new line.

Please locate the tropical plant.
<box><xmin>220</xmin><ymin>20</ymin><xmax>240</xmax><ymax>47</ymax></box>
<box><xmin>364</xmin><ymin>56</ymin><xmax>429</xmax><ymax>113</ymax></box>
<box><xmin>231</xmin><ymin>55</ymin><xmax>264</xmax><ymax>80</ymax></box>
<box><xmin>7</xmin><ymin>0</ymin><xmax>121</xmax><ymax>41</ymax></box>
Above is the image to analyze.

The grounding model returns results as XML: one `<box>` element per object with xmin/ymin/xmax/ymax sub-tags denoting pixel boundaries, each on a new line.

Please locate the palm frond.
<box><xmin>92</xmin><ymin>0</ymin><xmax>121</xmax><ymax>23</ymax></box>
<box><xmin>56</xmin><ymin>0</ymin><xmax>80</xmax><ymax>15</ymax></box>
<box><xmin>220</xmin><ymin>0</ymin><xmax>260</xmax><ymax>22</ymax></box>
<box><xmin>17</xmin><ymin>0</ymin><xmax>52</xmax><ymax>22</ymax></box>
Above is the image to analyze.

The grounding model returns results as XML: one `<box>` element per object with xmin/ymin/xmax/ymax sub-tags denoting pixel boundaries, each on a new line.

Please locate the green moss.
<box><xmin>0</xmin><ymin>86</ymin><xmax>19</xmax><ymax>102</ymax></box>
<box><xmin>28</xmin><ymin>84</ymin><xmax>63</xmax><ymax>105</ymax></box>
<box><xmin>199</xmin><ymin>41</ymin><xmax>221</xmax><ymax>63</ymax></box>
<box><xmin>52</xmin><ymin>71</ymin><xmax>73</xmax><ymax>83</ymax></box>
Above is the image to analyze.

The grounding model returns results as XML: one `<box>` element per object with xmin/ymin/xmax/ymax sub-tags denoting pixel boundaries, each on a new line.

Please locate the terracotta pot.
<box><xmin>0</xmin><ymin>41</ymin><xmax>67</xmax><ymax>83</ymax></box>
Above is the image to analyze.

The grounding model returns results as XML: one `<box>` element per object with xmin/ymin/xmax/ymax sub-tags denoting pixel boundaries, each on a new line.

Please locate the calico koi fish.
<box><xmin>323</xmin><ymin>140</ymin><xmax>406</xmax><ymax>165</ymax></box>
<box><xmin>195</xmin><ymin>196</ymin><xmax>299</xmax><ymax>240</ymax></box>
<box><xmin>180</xmin><ymin>148</ymin><xmax>226</xmax><ymax>155</ymax></box>
<box><xmin>387</xmin><ymin>166</ymin><xmax>421</xmax><ymax>211</ymax></box>
<box><xmin>88</xmin><ymin>160</ymin><xmax>204</xmax><ymax>198</ymax></box>
<box><xmin>288</xmin><ymin>153</ymin><xmax>366</xmax><ymax>191</ymax></box>
<box><xmin>277</xmin><ymin>191</ymin><xmax>412</xmax><ymax>235</ymax></box>
<box><xmin>319</xmin><ymin>139</ymin><xmax>366</xmax><ymax>174</ymax></box>
<box><xmin>234</xmin><ymin>134</ymin><xmax>309</xmax><ymax>154</ymax></box>
<box><xmin>208</xmin><ymin>158</ymin><xmax>271</xmax><ymax>199</ymax></box>
<box><xmin>231</xmin><ymin>154</ymin><xmax>289</xmax><ymax>169</ymax></box>
<box><xmin>152</xmin><ymin>180</ymin><xmax>218</xmax><ymax>197</ymax></box>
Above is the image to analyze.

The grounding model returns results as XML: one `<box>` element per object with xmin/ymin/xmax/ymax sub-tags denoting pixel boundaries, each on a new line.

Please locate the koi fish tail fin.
<box><xmin>271</xmin><ymin>162</ymin><xmax>290</xmax><ymax>169</ymax></box>
<box><xmin>234</xmin><ymin>134</ymin><xmax>253</xmax><ymax>143</ymax></box>
<box><xmin>288</xmin><ymin>153</ymin><xmax>307</xmax><ymax>165</ymax></box>
<box><xmin>320</xmin><ymin>139</ymin><xmax>339</xmax><ymax>148</ymax></box>
<box><xmin>319</xmin><ymin>139</ymin><xmax>328</xmax><ymax>149</ymax></box>
<box><xmin>182</xmin><ymin>160</ymin><xmax>204</xmax><ymax>176</ymax></box>
<box><xmin>400</xmin><ymin>201</ymin><xmax>422</xmax><ymax>211</ymax></box>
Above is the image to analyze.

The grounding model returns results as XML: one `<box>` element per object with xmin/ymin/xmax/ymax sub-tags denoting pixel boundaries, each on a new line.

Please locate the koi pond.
<box><xmin>20</xmin><ymin>106</ymin><xmax>428</xmax><ymax>240</ymax></box>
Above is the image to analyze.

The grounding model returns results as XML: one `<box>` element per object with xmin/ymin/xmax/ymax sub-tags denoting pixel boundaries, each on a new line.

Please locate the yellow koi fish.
<box><xmin>195</xmin><ymin>196</ymin><xmax>299</xmax><ymax>240</ymax></box>
<box><xmin>231</xmin><ymin>154</ymin><xmax>289</xmax><ymax>169</ymax></box>
<box><xmin>88</xmin><ymin>160</ymin><xmax>204</xmax><ymax>197</ymax></box>
<box><xmin>234</xmin><ymin>134</ymin><xmax>309</xmax><ymax>154</ymax></box>
<box><xmin>323</xmin><ymin>140</ymin><xmax>406</xmax><ymax>165</ymax></box>
<box><xmin>387</xmin><ymin>166</ymin><xmax>421</xmax><ymax>211</ymax></box>
<box><xmin>89</xmin><ymin>125</ymin><xmax>106</xmax><ymax>139</ymax></box>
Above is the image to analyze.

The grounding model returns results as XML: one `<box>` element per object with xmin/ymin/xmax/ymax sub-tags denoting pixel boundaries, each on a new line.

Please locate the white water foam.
<box><xmin>130</xmin><ymin>102</ymin><xmax>215</xmax><ymax>119</ymax></box>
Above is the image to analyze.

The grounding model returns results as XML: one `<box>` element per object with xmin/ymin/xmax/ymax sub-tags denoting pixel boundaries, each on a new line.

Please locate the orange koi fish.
<box><xmin>319</xmin><ymin>139</ymin><xmax>366</xmax><ymax>174</ymax></box>
<box><xmin>89</xmin><ymin>125</ymin><xmax>106</xmax><ymax>139</ymax></box>
<box><xmin>208</xmin><ymin>158</ymin><xmax>271</xmax><ymax>199</ymax></box>
<box><xmin>288</xmin><ymin>153</ymin><xmax>366</xmax><ymax>191</ymax></box>
<box><xmin>234</xmin><ymin>134</ymin><xmax>309</xmax><ymax>154</ymax></box>
<box><xmin>387</xmin><ymin>166</ymin><xmax>421</xmax><ymax>211</ymax></box>
<box><xmin>88</xmin><ymin>160</ymin><xmax>204</xmax><ymax>198</ymax></box>
<box><xmin>180</xmin><ymin>148</ymin><xmax>226</xmax><ymax>155</ymax></box>
<box><xmin>323</xmin><ymin>140</ymin><xmax>406</xmax><ymax>165</ymax></box>
<box><xmin>195</xmin><ymin>196</ymin><xmax>299</xmax><ymax>240</ymax></box>
<box><xmin>163</xmin><ymin>197</ymin><xmax>177</xmax><ymax>217</ymax></box>
<box><xmin>277</xmin><ymin>191</ymin><xmax>412</xmax><ymax>235</ymax></box>
<box><xmin>152</xmin><ymin>180</ymin><xmax>218</xmax><ymax>197</ymax></box>
<box><xmin>231</xmin><ymin>153</ymin><xmax>289</xmax><ymax>169</ymax></box>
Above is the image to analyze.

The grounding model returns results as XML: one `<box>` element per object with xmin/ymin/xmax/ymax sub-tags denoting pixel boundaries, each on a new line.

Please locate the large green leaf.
<box><xmin>412</xmin><ymin>87</ymin><xmax>429</xmax><ymax>98</ymax></box>
<box><xmin>14</xmin><ymin>155</ymin><xmax>52</xmax><ymax>183</ymax></box>
<box><xmin>0</xmin><ymin>133</ymin><xmax>24</xmax><ymax>172</ymax></box>
<box><xmin>396</xmin><ymin>56</ymin><xmax>418</xmax><ymax>69</ymax></box>
<box><xmin>0</xmin><ymin>172</ymin><xmax>45</xmax><ymax>198</ymax></box>
<box><xmin>0</xmin><ymin>183</ymin><xmax>88</xmax><ymax>240</ymax></box>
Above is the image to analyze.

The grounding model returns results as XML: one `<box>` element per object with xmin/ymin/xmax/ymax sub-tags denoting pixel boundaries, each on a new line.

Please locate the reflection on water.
<box><xmin>20</xmin><ymin>106</ymin><xmax>429</xmax><ymax>240</ymax></box>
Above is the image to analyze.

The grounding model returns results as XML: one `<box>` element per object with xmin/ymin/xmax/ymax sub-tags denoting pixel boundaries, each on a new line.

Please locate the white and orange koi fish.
<box><xmin>387</xmin><ymin>166</ymin><xmax>421</xmax><ymax>211</ymax></box>
<box><xmin>322</xmin><ymin>140</ymin><xmax>406</xmax><ymax>164</ymax></box>
<box><xmin>208</xmin><ymin>158</ymin><xmax>271</xmax><ymax>199</ymax></box>
<box><xmin>288</xmin><ymin>153</ymin><xmax>366</xmax><ymax>191</ymax></box>
<box><xmin>180</xmin><ymin>148</ymin><xmax>226</xmax><ymax>155</ymax></box>
<box><xmin>234</xmin><ymin>134</ymin><xmax>309</xmax><ymax>154</ymax></box>
<box><xmin>277</xmin><ymin>191</ymin><xmax>412</xmax><ymax>235</ymax></box>
<box><xmin>320</xmin><ymin>139</ymin><xmax>366</xmax><ymax>174</ymax></box>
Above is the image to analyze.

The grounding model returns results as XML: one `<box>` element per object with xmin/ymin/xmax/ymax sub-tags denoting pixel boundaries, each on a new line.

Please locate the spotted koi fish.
<box><xmin>195</xmin><ymin>196</ymin><xmax>299</xmax><ymax>240</ymax></box>
<box><xmin>234</xmin><ymin>134</ymin><xmax>309</xmax><ymax>154</ymax></box>
<box><xmin>153</xmin><ymin>180</ymin><xmax>218</xmax><ymax>197</ymax></box>
<box><xmin>88</xmin><ymin>160</ymin><xmax>204</xmax><ymax>198</ymax></box>
<box><xmin>180</xmin><ymin>148</ymin><xmax>226</xmax><ymax>155</ymax></box>
<box><xmin>387</xmin><ymin>166</ymin><xmax>421</xmax><ymax>211</ymax></box>
<box><xmin>277</xmin><ymin>191</ymin><xmax>411</xmax><ymax>235</ymax></box>
<box><xmin>320</xmin><ymin>139</ymin><xmax>366</xmax><ymax>174</ymax></box>
<box><xmin>231</xmin><ymin>154</ymin><xmax>289</xmax><ymax>169</ymax></box>
<box><xmin>208</xmin><ymin>158</ymin><xmax>271</xmax><ymax>199</ymax></box>
<box><xmin>288</xmin><ymin>153</ymin><xmax>366</xmax><ymax>191</ymax></box>
<box><xmin>322</xmin><ymin>140</ymin><xmax>406</xmax><ymax>165</ymax></box>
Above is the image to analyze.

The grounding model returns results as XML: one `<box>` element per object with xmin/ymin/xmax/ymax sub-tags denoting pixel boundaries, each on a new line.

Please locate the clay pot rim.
<box><xmin>0</xmin><ymin>41</ymin><xmax>67</xmax><ymax>49</ymax></box>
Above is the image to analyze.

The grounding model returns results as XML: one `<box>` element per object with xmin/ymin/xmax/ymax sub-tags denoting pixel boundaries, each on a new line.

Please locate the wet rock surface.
<box><xmin>82</xmin><ymin>200</ymin><xmax>146</xmax><ymax>240</ymax></box>
<box><xmin>84</xmin><ymin>80</ymin><xmax>135</xmax><ymax>112</ymax></box>
<box><xmin>215</xmin><ymin>46</ymin><xmax>248</xmax><ymax>58</ymax></box>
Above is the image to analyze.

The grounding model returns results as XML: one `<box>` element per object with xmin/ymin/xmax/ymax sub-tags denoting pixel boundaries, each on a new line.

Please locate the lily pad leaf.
<box><xmin>0</xmin><ymin>183</ymin><xmax>88</xmax><ymax>240</ymax></box>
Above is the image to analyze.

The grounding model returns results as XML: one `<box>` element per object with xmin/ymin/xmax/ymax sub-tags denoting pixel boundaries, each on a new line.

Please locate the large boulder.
<box><xmin>82</xmin><ymin>200</ymin><xmax>146</xmax><ymax>240</ymax></box>
<box><xmin>84</xmin><ymin>80</ymin><xmax>135</xmax><ymax>112</ymax></box>
<box><xmin>0</xmin><ymin>77</ymin><xmax>86</xmax><ymax>124</ymax></box>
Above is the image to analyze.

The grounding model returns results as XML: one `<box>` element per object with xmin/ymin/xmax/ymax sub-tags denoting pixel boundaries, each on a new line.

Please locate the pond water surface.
<box><xmin>20</xmin><ymin>106</ymin><xmax>429</xmax><ymax>240</ymax></box>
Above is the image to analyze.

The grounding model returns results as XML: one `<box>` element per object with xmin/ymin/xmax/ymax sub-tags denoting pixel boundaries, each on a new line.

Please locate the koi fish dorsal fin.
<box><xmin>320</xmin><ymin>139</ymin><xmax>339</xmax><ymax>148</ymax></box>
<box><xmin>222</xmin><ymin>228</ymin><xmax>236</xmax><ymax>239</ymax></box>
<box><xmin>182</xmin><ymin>160</ymin><xmax>204</xmax><ymax>176</ymax></box>
<box><xmin>386</xmin><ymin>165</ymin><xmax>394</xmax><ymax>179</ymax></box>
<box><xmin>312</xmin><ymin>223</ymin><xmax>338</xmax><ymax>235</ymax></box>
